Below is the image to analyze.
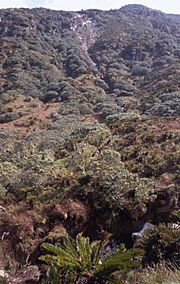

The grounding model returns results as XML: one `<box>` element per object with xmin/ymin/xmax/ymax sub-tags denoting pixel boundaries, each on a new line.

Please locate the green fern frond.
<box><xmin>90</xmin><ymin>233</ymin><xmax>111</xmax><ymax>266</ymax></box>
<box><xmin>41</xmin><ymin>243</ymin><xmax>65</xmax><ymax>257</ymax></box>
<box><xmin>41</xmin><ymin>241</ymin><xmax>81</xmax><ymax>270</ymax></box>
<box><xmin>96</xmin><ymin>246</ymin><xmax>143</xmax><ymax>280</ymax></box>
<box><xmin>63</xmin><ymin>236</ymin><xmax>78</xmax><ymax>259</ymax></box>
<box><xmin>40</xmin><ymin>234</ymin><xmax>144</xmax><ymax>283</ymax></box>
<box><xmin>171</xmin><ymin>210</ymin><xmax>180</xmax><ymax>221</ymax></box>
<box><xmin>90</xmin><ymin>239</ymin><xmax>102</xmax><ymax>265</ymax></box>
<box><xmin>39</xmin><ymin>255</ymin><xmax>58</xmax><ymax>266</ymax></box>
<box><xmin>48</xmin><ymin>266</ymin><xmax>61</xmax><ymax>284</ymax></box>
<box><xmin>76</xmin><ymin>233</ymin><xmax>91</xmax><ymax>269</ymax></box>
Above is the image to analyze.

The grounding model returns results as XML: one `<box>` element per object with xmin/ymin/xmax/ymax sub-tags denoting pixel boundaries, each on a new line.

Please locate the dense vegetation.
<box><xmin>0</xmin><ymin>4</ymin><xmax>179</xmax><ymax>283</ymax></box>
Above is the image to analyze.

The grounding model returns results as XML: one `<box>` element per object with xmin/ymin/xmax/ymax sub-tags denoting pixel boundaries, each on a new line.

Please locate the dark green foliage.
<box><xmin>84</xmin><ymin>149</ymin><xmax>155</xmax><ymax>214</ymax></box>
<box><xmin>40</xmin><ymin>233</ymin><xmax>143</xmax><ymax>283</ymax></box>
<box><xmin>40</xmin><ymin>233</ymin><xmax>109</xmax><ymax>283</ymax></box>
<box><xmin>96</xmin><ymin>244</ymin><xmax>143</xmax><ymax>281</ymax></box>
<box><xmin>139</xmin><ymin>224</ymin><xmax>180</xmax><ymax>266</ymax></box>
<box><xmin>132</xmin><ymin>65</ymin><xmax>150</xmax><ymax>77</ymax></box>
<box><xmin>0</xmin><ymin>112</ymin><xmax>20</xmax><ymax>123</ymax></box>
<box><xmin>143</xmin><ymin>92</ymin><xmax>180</xmax><ymax>116</ymax></box>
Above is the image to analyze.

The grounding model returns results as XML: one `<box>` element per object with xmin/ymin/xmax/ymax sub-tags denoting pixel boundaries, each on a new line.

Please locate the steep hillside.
<box><xmin>0</xmin><ymin>4</ymin><xmax>179</xmax><ymax>283</ymax></box>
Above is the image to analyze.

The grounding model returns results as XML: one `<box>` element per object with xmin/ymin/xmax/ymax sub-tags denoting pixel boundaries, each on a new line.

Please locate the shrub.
<box><xmin>0</xmin><ymin>112</ymin><xmax>20</xmax><ymax>123</ymax></box>
<box><xmin>132</xmin><ymin>65</ymin><xmax>150</xmax><ymax>77</ymax></box>
<box><xmin>95</xmin><ymin>79</ymin><xmax>109</xmax><ymax>91</ymax></box>
<box><xmin>42</xmin><ymin>91</ymin><xmax>59</xmax><ymax>103</ymax></box>
<box><xmin>139</xmin><ymin>224</ymin><xmax>180</xmax><ymax>266</ymax></box>
<box><xmin>143</xmin><ymin>92</ymin><xmax>180</xmax><ymax>116</ymax></box>
<box><xmin>77</xmin><ymin>149</ymin><xmax>155</xmax><ymax>220</ymax></box>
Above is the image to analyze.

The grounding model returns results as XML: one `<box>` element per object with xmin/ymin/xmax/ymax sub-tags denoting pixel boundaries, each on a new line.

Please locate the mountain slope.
<box><xmin>0</xmin><ymin>4</ymin><xmax>179</xmax><ymax>282</ymax></box>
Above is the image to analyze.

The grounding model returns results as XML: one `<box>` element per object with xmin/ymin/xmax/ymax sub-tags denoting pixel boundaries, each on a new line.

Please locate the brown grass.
<box><xmin>124</xmin><ymin>262</ymin><xmax>180</xmax><ymax>284</ymax></box>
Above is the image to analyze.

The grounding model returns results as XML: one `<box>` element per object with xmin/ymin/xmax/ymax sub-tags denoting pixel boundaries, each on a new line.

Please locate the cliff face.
<box><xmin>0</xmin><ymin>4</ymin><xmax>179</xmax><ymax>281</ymax></box>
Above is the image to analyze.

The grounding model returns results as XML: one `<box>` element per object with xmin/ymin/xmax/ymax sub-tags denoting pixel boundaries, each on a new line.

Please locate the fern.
<box><xmin>76</xmin><ymin>232</ymin><xmax>92</xmax><ymax>270</ymax></box>
<box><xmin>40</xmin><ymin>233</ymin><xmax>143</xmax><ymax>283</ymax></box>
<box><xmin>95</xmin><ymin>244</ymin><xmax>143</xmax><ymax>280</ymax></box>
<box><xmin>40</xmin><ymin>242</ymin><xmax>82</xmax><ymax>271</ymax></box>
<box><xmin>171</xmin><ymin>210</ymin><xmax>180</xmax><ymax>221</ymax></box>
<box><xmin>48</xmin><ymin>266</ymin><xmax>61</xmax><ymax>284</ymax></box>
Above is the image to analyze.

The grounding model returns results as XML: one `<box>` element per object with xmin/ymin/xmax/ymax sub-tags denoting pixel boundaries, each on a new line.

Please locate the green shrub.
<box><xmin>139</xmin><ymin>224</ymin><xmax>180</xmax><ymax>266</ymax></box>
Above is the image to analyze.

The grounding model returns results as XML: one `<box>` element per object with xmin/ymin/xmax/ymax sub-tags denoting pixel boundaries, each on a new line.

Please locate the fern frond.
<box><xmin>39</xmin><ymin>255</ymin><xmax>58</xmax><ymax>266</ymax></box>
<box><xmin>76</xmin><ymin>233</ymin><xmax>92</xmax><ymax>269</ymax></box>
<box><xmin>90</xmin><ymin>240</ymin><xmax>102</xmax><ymax>265</ymax></box>
<box><xmin>63</xmin><ymin>235</ymin><xmax>78</xmax><ymax>259</ymax></box>
<box><xmin>96</xmin><ymin>246</ymin><xmax>143</xmax><ymax>280</ymax></box>
<box><xmin>41</xmin><ymin>242</ymin><xmax>82</xmax><ymax>270</ymax></box>
<box><xmin>42</xmin><ymin>243</ymin><xmax>65</xmax><ymax>256</ymax></box>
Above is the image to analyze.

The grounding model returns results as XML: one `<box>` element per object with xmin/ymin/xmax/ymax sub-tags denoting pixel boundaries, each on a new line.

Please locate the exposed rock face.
<box><xmin>132</xmin><ymin>222</ymin><xmax>154</xmax><ymax>239</ymax></box>
<box><xmin>71</xmin><ymin>13</ymin><xmax>101</xmax><ymax>50</ymax></box>
<box><xmin>0</xmin><ymin>4</ymin><xmax>179</xmax><ymax>280</ymax></box>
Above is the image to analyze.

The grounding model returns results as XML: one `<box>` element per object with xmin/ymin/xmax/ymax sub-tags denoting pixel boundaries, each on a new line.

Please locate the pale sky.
<box><xmin>0</xmin><ymin>0</ymin><xmax>180</xmax><ymax>14</ymax></box>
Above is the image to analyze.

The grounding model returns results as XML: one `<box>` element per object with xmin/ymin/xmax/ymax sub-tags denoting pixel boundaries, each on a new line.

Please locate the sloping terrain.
<box><xmin>0</xmin><ymin>4</ymin><xmax>179</xmax><ymax>283</ymax></box>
